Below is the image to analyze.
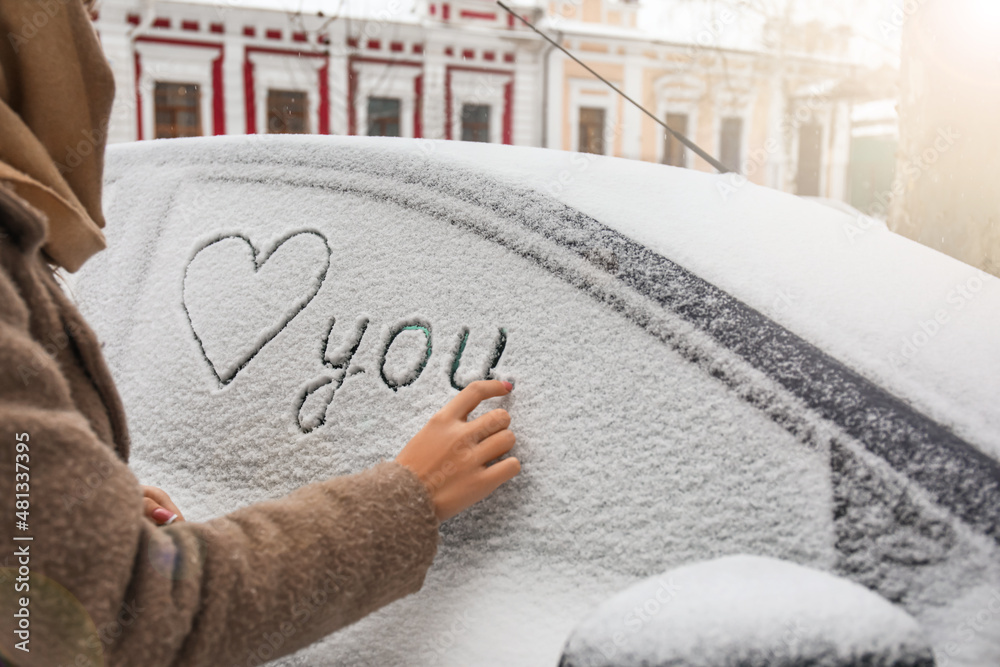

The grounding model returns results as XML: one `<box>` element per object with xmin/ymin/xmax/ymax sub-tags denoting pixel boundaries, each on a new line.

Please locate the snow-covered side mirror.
<box><xmin>559</xmin><ymin>555</ymin><xmax>935</xmax><ymax>667</ymax></box>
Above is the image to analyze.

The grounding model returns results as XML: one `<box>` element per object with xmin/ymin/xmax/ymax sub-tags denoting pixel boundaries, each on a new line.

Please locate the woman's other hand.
<box><xmin>142</xmin><ymin>485</ymin><xmax>185</xmax><ymax>525</ymax></box>
<box><xmin>396</xmin><ymin>380</ymin><xmax>519</xmax><ymax>521</ymax></box>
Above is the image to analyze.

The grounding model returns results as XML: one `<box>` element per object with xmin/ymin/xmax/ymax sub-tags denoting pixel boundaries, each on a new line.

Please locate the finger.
<box><xmin>143</xmin><ymin>499</ymin><xmax>179</xmax><ymax>525</ymax></box>
<box><xmin>476</xmin><ymin>429</ymin><xmax>516</xmax><ymax>465</ymax></box>
<box><xmin>152</xmin><ymin>507</ymin><xmax>179</xmax><ymax>525</ymax></box>
<box><xmin>141</xmin><ymin>485</ymin><xmax>172</xmax><ymax>507</ymax></box>
<box><xmin>478</xmin><ymin>456</ymin><xmax>521</xmax><ymax>495</ymax></box>
<box><xmin>143</xmin><ymin>497</ymin><xmax>160</xmax><ymax>520</ymax></box>
<box><xmin>142</xmin><ymin>486</ymin><xmax>185</xmax><ymax>521</ymax></box>
<box><xmin>467</xmin><ymin>408</ymin><xmax>511</xmax><ymax>442</ymax></box>
<box><xmin>444</xmin><ymin>380</ymin><xmax>512</xmax><ymax>421</ymax></box>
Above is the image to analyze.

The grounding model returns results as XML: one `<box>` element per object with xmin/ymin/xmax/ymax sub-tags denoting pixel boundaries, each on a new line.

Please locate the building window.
<box><xmin>662</xmin><ymin>113</ymin><xmax>689</xmax><ymax>167</ymax></box>
<box><xmin>268</xmin><ymin>89</ymin><xmax>309</xmax><ymax>134</ymax></box>
<box><xmin>719</xmin><ymin>117</ymin><xmax>743</xmax><ymax>173</ymax></box>
<box><xmin>578</xmin><ymin>107</ymin><xmax>606</xmax><ymax>154</ymax></box>
<box><xmin>154</xmin><ymin>82</ymin><xmax>201</xmax><ymax>139</ymax></box>
<box><xmin>796</xmin><ymin>123</ymin><xmax>823</xmax><ymax>196</ymax></box>
<box><xmin>368</xmin><ymin>97</ymin><xmax>401</xmax><ymax>137</ymax></box>
<box><xmin>461</xmin><ymin>104</ymin><xmax>490</xmax><ymax>142</ymax></box>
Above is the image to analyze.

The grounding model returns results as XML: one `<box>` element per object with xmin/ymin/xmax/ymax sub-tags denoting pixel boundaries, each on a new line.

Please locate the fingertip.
<box><xmin>502</xmin><ymin>456</ymin><xmax>521</xmax><ymax>478</ymax></box>
<box><xmin>151</xmin><ymin>507</ymin><xmax>176</xmax><ymax>525</ymax></box>
<box><xmin>501</xmin><ymin>380</ymin><xmax>513</xmax><ymax>392</ymax></box>
<box><xmin>450</xmin><ymin>379</ymin><xmax>512</xmax><ymax>418</ymax></box>
<box><xmin>481</xmin><ymin>456</ymin><xmax>521</xmax><ymax>490</ymax></box>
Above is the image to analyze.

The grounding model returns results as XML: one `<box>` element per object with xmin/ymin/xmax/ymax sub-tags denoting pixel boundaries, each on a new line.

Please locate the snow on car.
<box><xmin>559</xmin><ymin>555</ymin><xmax>936</xmax><ymax>666</ymax></box>
<box><xmin>75</xmin><ymin>135</ymin><xmax>1000</xmax><ymax>666</ymax></box>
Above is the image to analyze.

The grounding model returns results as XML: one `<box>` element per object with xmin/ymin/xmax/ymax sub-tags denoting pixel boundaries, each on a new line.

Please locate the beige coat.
<box><xmin>0</xmin><ymin>184</ymin><xmax>440</xmax><ymax>665</ymax></box>
<box><xmin>0</xmin><ymin>1</ymin><xmax>439</xmax><ymax>664</ymax></box>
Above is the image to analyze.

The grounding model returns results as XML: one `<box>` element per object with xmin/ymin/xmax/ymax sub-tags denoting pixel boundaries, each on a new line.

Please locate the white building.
<box><xmin>95</xmin><ymin>0</ymin><xmax>884</xmax><ymax>200</ymax></box>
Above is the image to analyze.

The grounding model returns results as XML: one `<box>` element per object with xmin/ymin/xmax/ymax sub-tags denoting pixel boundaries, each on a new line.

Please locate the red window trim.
<box><xmin>459</xmin><ymin>10</ymin><xmax>496</xmax><ymax>20</ymax></box>
<box><xmin>347</xmin><ymin>56</ymin><xmax>423</xmax><ymax>138</ymax></box>
<box><xmin>245</xmin><ymin>46</ymin><xmax>330</xmax><ymax>135</ymax></box>
<box><xmin>444</xmin><ymin>65</ymin><xmax>514</xmax><ymax>145</ymax></box>
<box><xmin>133</xmin><ymin>37</ymin><xmax>225</xmax><ymax>139</ymax></box>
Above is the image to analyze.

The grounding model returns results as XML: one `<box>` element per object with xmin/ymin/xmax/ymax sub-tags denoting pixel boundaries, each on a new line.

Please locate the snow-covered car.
<box><xmin>76</xmin><ymin>135</ymin><xmax>1000</xmax><ymax>666</ymax></box>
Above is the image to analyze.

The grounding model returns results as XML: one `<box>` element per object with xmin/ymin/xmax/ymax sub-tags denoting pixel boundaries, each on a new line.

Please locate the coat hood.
<box><xmin>0</xmin><ymin>0</ymin><xmax>114</xmax><ymax>272</ymax></box>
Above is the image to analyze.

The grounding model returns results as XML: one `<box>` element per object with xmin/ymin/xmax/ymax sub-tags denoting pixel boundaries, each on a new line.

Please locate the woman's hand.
<box><xmin>142</xmin><ymin>485</ymin><xmax>185</xmax><ymax>525</ymax></box>
<box><xmin>396</xmin><ymin>380</ymin><xmax>520</xmax><ymax>521</ymax></box>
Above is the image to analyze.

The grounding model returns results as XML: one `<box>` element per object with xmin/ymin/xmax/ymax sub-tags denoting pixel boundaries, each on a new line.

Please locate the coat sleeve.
<box><xmin>0</xmin><ymin>209</ymin><xmax>440</xmax><ymax>666</ymax></box>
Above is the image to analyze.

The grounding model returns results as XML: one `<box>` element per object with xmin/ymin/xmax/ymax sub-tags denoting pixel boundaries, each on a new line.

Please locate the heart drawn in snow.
<box><xmin>183</xmin><ymin>231</ymin><xmax>331</xmax><ymax>385</ymax></box>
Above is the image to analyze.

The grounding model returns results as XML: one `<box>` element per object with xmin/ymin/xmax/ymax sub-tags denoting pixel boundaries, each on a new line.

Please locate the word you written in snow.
<box><xmin>296</xmin><ymin>318</ymin><xmax>509</xmax><ymax>432</ymax></box>
<box><xmin>181</xmin><ymin>231</ymin><xmax>509</xmax><ymax>433</ymax></box>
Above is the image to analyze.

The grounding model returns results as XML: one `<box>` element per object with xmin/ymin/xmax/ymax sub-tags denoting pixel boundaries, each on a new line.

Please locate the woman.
<box><xmin>0</xmin><ymin>1</ymin><xmax>520</xmax><ymax>664</ymax></box>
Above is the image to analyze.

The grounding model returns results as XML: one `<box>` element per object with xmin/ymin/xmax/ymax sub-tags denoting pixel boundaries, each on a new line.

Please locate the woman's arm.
<box><xmin>0</xmin><ymin>204</ymin><xmax>516</xmax><ymax>666</ymax></box>
<box><xmin>142</xmin><ymin>378</ymin><xmax>520</xmax><ymax>527</ymax></box>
